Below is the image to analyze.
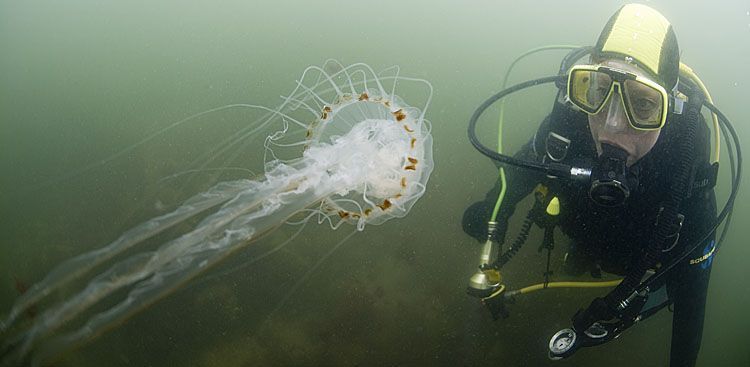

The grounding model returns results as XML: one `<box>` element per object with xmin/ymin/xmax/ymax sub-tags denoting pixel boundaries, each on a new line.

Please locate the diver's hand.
<box><xmin>462</xmin><ymin>200</ymin><xmax>509</xmax><ymax>243</ymax></box>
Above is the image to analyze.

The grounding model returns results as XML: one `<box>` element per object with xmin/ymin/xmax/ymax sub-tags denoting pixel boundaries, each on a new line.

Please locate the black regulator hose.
<box><xmin>557</xmin><ymin>46</ymin><xmax>593</xmax><ymax>84</ymax></box>
<box><xmin>467</xmin><ymin>75</ymin><xmax>572</xmax><ymax>179</ymax></box>
<box><xmin>715</xmin><ymin>104</ymin><xmax>737</xmax><ymax>247</ymax></box>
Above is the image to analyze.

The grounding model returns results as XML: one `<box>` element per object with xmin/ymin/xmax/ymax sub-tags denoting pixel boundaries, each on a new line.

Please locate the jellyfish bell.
<box><xmin>305</xmin><ymin>88</ymin><xmax>432</xmax><ymax>230</ymax></box>
<box><xmin>0</xmin><ymin>61</ymin><xmax>433</xmax><ymax>365</ymax></box>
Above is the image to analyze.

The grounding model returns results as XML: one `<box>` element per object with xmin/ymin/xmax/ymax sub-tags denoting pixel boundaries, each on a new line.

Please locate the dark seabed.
<box><xmin>1</xmin><ymin>1</ymin><xmax>748</xmax><ymax>366</ymax></box>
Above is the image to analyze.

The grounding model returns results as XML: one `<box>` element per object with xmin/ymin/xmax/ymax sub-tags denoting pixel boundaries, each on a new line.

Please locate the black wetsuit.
<box><xmin>463</xmin><ymin>103</ymin><xmax>717</xmax><ymax>367</ymax></box>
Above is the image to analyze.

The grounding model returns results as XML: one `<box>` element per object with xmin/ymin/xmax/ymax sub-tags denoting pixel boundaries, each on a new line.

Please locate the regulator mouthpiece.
<box><xmin>589</xmin><ymin>143</ymin><xmax>631</xmax><ymax>207</ymax></box>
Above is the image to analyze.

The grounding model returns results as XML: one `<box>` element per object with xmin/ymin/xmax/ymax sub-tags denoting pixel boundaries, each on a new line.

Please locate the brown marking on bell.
<box><xmin>403</xmin><ymin>125</ymin><xmax>414</xmax><ymax>132</ymax></box>
<box><xmin>358</xmin><ymin>92</ymin><xmax>369</xmax><ymax>101</ymax></box>
<box><xmin>404</xmin><ymin>164</ymin><xmax>416</xmax><ymax>171</ymax></box>
<box><xmin>410</xmin><ymin>137</ymin><xmax>416</xmax><ymax>148</ymax></box>
<box><xmin>401</xmin><ymin>177</ymin><xmax>407</xmax><ymax>187</ymax></box>
<box><xmin>338</xmin><ymin>211</ymin><xmax>349</xmax><ymax>219</ymax></box>
<box><xmin>306</xmin><ymin>129</ymin><xmax>312</xmax><ymax>138</ymax></box>
<box><xmin>377</xmin><ymin>199</ymin><xmax>392</xmax><ymax>210</ymax></box>
<box><xmin>392</xmin><ymin>109</ymin><xmax>406</xmax><ymax>122</ymax></box>
<box><xmin>394</xmin><ymin>193</ymin><xmax>402</xmax><ymax>199</ymax></box>
<box><xmin>352</xmin><ymin>213</ymin><xmax>361</xmax><ymax>219</ymax></box>
<box><xmin>364</xmin><ymin>208</ymin><xmax>372</xmax><ymax>216</ymax></box>
<box><xmin>384</xmin><ymin>100</ymin><xmax>391</xmax><ymax>107</ymax></box>
<box><xmin>407</xmin><ymin>157</ymin><xmax>418</xmax><ymax>164</ymax></box>
<box><xmin>320</xmin><ymin>106</ymin><xmax>332</xmax><ymax>120</ymax></box>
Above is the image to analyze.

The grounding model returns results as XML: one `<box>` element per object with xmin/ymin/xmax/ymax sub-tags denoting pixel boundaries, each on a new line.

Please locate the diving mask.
<box><xmin>567</xmin><ymin>64</ymin><xmax>670</xmax><ymax>130</ymax></box>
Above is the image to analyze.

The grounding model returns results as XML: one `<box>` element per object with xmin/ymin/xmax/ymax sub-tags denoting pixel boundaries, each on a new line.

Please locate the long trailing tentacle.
<box><xmin>0</xmin><ymin>179</ymin><xmax>251</xmax><ymax>333</ymax></box>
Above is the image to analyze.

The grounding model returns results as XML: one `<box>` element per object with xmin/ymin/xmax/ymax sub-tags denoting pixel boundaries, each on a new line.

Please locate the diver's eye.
<box><xmin>633</xmin><ymin>97</ymin><xmax>657</xmax><ymax>111</ymax></box>
<box><xmin>592</xmin><ymin>86</ymin><xmax>609</xmax><ymax>100</ymax></box>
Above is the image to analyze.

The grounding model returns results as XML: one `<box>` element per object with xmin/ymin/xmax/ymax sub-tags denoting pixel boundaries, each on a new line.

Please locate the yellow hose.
<box><xmin>491</xmin><ymin>45</ymin><xmax>581</xmax><ymax>221</ymax></box>
<box><xmin>507</xmin><ymin>279</ymin><xmax>623</xmax><ymax>297</ymax></box>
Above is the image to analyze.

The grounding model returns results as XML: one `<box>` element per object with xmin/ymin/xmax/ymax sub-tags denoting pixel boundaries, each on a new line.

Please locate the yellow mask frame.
<box><xmin>567</xmin><ymin>64</ymin><xmax>670</xmax><ymax>131</ymax></box>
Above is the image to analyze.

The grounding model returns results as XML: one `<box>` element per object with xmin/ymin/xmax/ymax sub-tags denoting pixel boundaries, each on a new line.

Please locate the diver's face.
<box><xmin>588</xmin><ymin>60</ymin><xmax>661</xmax><ymax>167</ymax></box>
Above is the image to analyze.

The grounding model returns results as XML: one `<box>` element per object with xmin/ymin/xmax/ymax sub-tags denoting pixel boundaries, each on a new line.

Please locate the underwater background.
<box><xmin>1</xmin><ymin>0</ymin><xmax>747</xmax><ymax>366</ymax></box>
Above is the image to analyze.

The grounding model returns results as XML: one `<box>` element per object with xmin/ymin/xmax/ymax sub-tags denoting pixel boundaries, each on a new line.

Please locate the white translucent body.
<box><xmin>0</xmin><ymin>62</ymin><xmax>433</xmax><ymax>365</ymax></box>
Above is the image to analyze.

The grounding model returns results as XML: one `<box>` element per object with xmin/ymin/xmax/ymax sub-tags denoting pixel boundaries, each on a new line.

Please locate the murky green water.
<box><xmin>1</xmin><ymin>1</ymin><xmax>748</xmax><ymax>366</ymax></box>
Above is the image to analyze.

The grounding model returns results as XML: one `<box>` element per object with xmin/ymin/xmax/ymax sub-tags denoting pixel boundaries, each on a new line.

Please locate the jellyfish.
<box><xmin>0</xmin><ymin>61</ymin><xmax>433</xmax><ymax>366</ymax></box>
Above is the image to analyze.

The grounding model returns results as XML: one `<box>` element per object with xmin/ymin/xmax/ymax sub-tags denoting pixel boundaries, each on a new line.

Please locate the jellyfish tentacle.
<box><xmin>283</xmin><ymin>95</ymin><xmax>319</xmax><ymax>116</ymax></box>
<box><xmin>18</xmin><ymin>180</ymin><xmax>274</xmax><ymax>341</ymax></box>
<box><xmin>350</xmin><ymin>69</ymin><xmax>368</xmax><ymax>94</ymax></box>
<box><xmin>348</xmin><ymin>63</ymin><xmax>389</xmax><ymax>100</ymax></box>
<box><xmin>0</xmin><ymin>179</ymin><xmax>253</xmax><ymax>334</ymax></box>
<box><xmin>293</xmin><ymin>81</ymin><xmax>338</xmax><ymax>110</ymax></box>
<box><xmin>156</xmin><ymin>167</ymin><xmax>258</xmax><ymax>185</ymax></box>
<box><xmin>388</xmin><ymin>75</ymin><xmax>434</xmax><ymax>121</ymax></box>
<box><xmin>389</xmin><ymin>65</ymin><xmax>401</xmax><ymax>102</ymax></box>
<box><xmin>189</xmin><ymin>219</ymin><xmax>309</xmax><ymax>289</ymax></box>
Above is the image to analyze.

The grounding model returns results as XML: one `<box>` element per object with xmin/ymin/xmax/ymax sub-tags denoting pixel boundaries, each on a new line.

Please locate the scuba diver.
<box><xmin>463</xmin><ymin>4</ymin><xmax>741</xmax><ymax>367</ymax></box>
